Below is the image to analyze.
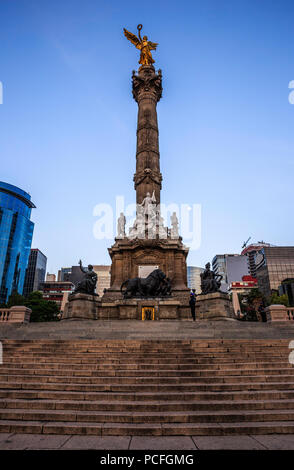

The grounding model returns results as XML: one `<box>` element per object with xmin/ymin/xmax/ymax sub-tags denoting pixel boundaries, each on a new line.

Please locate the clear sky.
<box><xmin>1</xmin><ymin>0</ymin><xmax>293</xmax><ymax>274</ymax></box>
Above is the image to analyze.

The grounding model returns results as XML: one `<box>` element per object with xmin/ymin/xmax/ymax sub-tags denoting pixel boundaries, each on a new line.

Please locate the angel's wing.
<box><xmin>123</xmin><ymin>28</ymin><xmax>141</xmax><ymax>48</ymax></box>
<box><xmin>148</xmin><ymin>41</ymin><xmax>158</xmax><ymax>51</ymax></box>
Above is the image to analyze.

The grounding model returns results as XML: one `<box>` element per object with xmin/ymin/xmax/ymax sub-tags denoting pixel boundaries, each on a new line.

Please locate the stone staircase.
<box><xmin>0</xmin><ymin>339</ymin><xmax>294</xmax><ymax>436</ymax></box>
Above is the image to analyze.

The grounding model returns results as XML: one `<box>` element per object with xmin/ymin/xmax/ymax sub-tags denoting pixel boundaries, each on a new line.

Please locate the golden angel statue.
<box><xmin>123</xmin><ymin>24</ymin><xmax>158</xmax><ymax>65</ymax></box>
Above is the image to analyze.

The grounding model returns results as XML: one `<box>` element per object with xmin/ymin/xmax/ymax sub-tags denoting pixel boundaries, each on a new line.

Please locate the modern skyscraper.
<box><xmin>0</xmin><ymin>182</ymin><xmax>35</xmax><ymax>304</ymax></box>
<box><xmin>241</xmin><ymin>242</ymin><xmax>273</xmax><ymax>278</ymax></box>
<box><xmin>212</xmin><ymin>254</ymin><xmax>249</xmax><ymax>292</ymax></box>
<box><xmin>187</xmin><ymin>266</ymin><xmax>204</xmax><ymax>294</ymax></box>
<box><xmin>23</xmin><ymin>249</ymin><xmax>47</xmax><ymax>297</ymax></box>
<box><xmin>255</xmin><ymin>246</ymin><xmax>294</xmax><ymax>298</ymax></box>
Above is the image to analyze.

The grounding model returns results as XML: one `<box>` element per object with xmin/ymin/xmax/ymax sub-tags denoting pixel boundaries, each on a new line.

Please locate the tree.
<box><xmin>24</xmin><ymin>291</ymin><xmax>60</xmax><ymax>322</ymax></box>
<box><xmin>7</xmin><ymin>291</ymin><xmax>26</xmax><ymax>308</ymax></box>
<box><xmin>269</xmin><ymin>292</ymin><xmax>289</xmax><ymax>307</ymax></box>
<box><xmin>238</xmin><ymin>288</ymin><xmax>266</xmax><ymax>321</ymax></box>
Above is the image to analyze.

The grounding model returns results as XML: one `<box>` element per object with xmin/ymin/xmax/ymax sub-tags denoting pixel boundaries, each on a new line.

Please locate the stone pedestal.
<box><xmin>62</xmin><ymin>293</ymin><xmax>100</xmax><ymax>321</ymax></box>
<box><xmin>196</xmin><ymin>292</ymin><xmax>235</xmax><ymax>320</ymax></box>
<box><xmin>266</xmin><ymin>304</ymin><xmax>294</xmax><ymax>322</ymax></box>
<box><xmin>113</xmin><ymin>298</ymin><xmax>183</xmax><ymax>320</ymax></box>
<box><xmin>62</xmin><ymin>294</ymin><xmax>190</xmax><ymax>321</ymax></box>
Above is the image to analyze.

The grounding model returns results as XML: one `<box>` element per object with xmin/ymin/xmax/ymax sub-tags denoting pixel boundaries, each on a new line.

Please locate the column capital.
<box><xmin>132</xmin><ymin>66</ymin><xmax>162</xmax><ymax>103</ymax></box>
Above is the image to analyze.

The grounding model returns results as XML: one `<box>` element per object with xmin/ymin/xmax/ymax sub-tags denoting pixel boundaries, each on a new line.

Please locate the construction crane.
<box><xmin>242</xmin><ymin>236</ymin><xmax>251</xmax><ymax>249</ymax></box>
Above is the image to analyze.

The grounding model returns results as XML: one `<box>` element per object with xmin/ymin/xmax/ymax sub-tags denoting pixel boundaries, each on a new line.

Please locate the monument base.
<box><xmin>103</xmin><ymin>237</ymin><xmax>190</xmax><ymax>303</ymax></box>
<box><xmin>196</xmin><ymin>292</ymin><xmax>235</xmax><ymax>320</ymax></box>
<box><xmin>62</xmin><ymin>294</ymin><xmax>190</xmax><ymax>321</ymax></box>
<box><xmin>62</xmin><ymin>293</ymin><xmax>99</xmax><ymax>321</ymax></box>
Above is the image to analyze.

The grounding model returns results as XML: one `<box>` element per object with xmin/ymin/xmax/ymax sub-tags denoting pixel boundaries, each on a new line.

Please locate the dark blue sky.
<box><xmin>1</xmin><ymin>0</ymin><xmax>293</xmax><ymax>273</ymax></box>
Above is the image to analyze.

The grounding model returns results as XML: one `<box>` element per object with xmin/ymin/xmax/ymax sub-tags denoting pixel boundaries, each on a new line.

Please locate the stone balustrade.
<box><xmin>266</xmin><ymin>304</ymin><xmax>294</xmax><ymax>322</ymax></box>
<box><xmin>0</xmin><ymin>306</ymin><xmax>31</xmax><ymax>323</ymax></box>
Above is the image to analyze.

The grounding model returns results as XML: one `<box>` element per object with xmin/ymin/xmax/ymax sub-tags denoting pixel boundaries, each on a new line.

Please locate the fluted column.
<box><xmin>132</xmin><ymin>65</ymin><xmax>163</xmax><ymax>205</ymax></box>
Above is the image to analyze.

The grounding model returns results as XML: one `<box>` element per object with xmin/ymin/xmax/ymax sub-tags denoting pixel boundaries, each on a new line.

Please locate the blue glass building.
<box><xmin>0</xmin><ymin>182</ymin><xmax>35</xmax><ymax>304</ymax></box>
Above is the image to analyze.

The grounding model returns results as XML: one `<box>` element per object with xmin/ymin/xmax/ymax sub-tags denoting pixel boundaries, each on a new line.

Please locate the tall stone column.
<box><xmin>132</xmin><ymin>65</ymin><xmax>163</xmax><ymax>205</ymax></box>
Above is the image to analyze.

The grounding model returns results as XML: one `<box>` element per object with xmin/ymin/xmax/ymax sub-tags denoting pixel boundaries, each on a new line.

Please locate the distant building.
<box><xmin>0</xmin><ymin>181</ymin><xmax>35</xmax><ymax>304</ymax></box>
<box><xmin>40</xmin><ymin>281</ymin><xmax>74</xmax><ymax>311</ymax></box>
<box><xmin>187</xmin><ymin>266</ymin><xmax>204</xmax><ymax>294</ymax></box>
<box><xmin>212</xmin><ymin>254</ymin><xmax>249</xmax><ymax>292</ymax></box>
<box><xmin>23</xmin><ymin>249</ymin><xmax>47</xmax><ymax>297</ymax></box>
<box><xmin>58</xmin><ymin>265</ymin><xmax>111</xmax><ymax>297</ymax></box>
<box><xmin>229</xmin><ymin>275</ymin><xmax>258</xmax><ymax>314</ymax></box>
<box><xmin>255</xmin><ymin>246</ymin><xmax>294</xmax><ymax>299</ymax></box>
<box><xmin>241</xmin><ymin>242</ymin><xmax>273</xmax><ymax>278</ymax></box>
<box><xmin>46</xmin><ymin>273</ymin><xmax>56</xmax><ymax>282</ymax></box>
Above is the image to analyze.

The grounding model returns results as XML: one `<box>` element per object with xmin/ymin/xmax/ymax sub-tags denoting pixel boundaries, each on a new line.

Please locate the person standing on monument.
<box><xmin>189</xmin><ymin>289</ymin><xmax>197</xmax><ymax>321</ymax></box>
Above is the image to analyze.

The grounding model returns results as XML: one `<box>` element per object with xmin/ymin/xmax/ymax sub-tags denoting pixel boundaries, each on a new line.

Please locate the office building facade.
<box><xmin>23</xmin><ymin>249</ymin><xmax>47</xmax><ymax>297</ymax></box>
<box><xmin>40</xmin><ymin>281</ymin><xmax>75</xmax><ymax>311</ymax></box>
<box><xmin>255</xmin><ymin>246</ymin><xmax>294</xmax><ymax>299</ymax></box>
<box><xmin>241</xmin><ymin>242</ymin><xmax>273</xmax><ymax>278</ymax></box>
<box><xmin>0</xmin><ymin>182</ymin><xmax>35</xmax><ymax>304</ymax></box>
<box><xmin>212</xmin><ymin>254</ymin><xmax>250</xmax><ymax>292</ymax></box>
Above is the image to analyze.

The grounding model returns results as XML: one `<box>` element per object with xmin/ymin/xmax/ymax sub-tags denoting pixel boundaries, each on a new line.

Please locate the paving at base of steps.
<box><xmin>1</xmin><ymin>433</ymin><xmax>294</xmax><ymax>450</ymax></box>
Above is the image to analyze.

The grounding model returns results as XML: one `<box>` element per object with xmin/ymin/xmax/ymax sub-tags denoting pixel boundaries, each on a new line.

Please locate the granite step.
<box><xmin>2</xmin><ymin>398</ymin><xmax>294</xmax><ymax>412</ymax></box>
<box><xmin>1</xmin><ymin>366</ymin><xmax>292</xmax><ymax>378</ymax></box>
<box><xmin>1</xmin><ymin>373</ymin><xmax>294</xmax><ymax>385</ymax></box>
<box><xmin>1</xmin><ymin>420</ymin><xmax>294</xmax><ymax>436</ymax></box>
<box><xmin>1</xmin><ymin>389</ymin><xmax>294</xmax><ymax>402</ymax></box>
<box><xmin>1</xmin><ymin>380</ymin><xmax>294</xmax><ymax>393</ymax></box>
<box><xmin>0</xmin><ymin>339</ymin><xmax>293</xmax><ymax>436</ymax></box>
<box><xmin>1</xmin><ymin>408</ymin><xmax>294</xmax><ymax>424</ymax></box>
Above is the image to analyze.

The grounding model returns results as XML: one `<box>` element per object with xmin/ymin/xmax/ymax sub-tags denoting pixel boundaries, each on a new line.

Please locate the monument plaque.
<box><xmin>138</xmin><ymin>265</ymin><xmax>159</xmax><ymax>278</ymax></box>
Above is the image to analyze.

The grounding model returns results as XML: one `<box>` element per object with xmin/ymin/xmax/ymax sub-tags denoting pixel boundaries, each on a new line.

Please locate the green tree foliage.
<box><xmin>270</xmin><ymin>292</ymin><xmax>289</xmax><ymax>307</ymax></box>
<box><xmin>7</xmin><ymin>291</ymin><xmax>26</xmax><ymax>308</ymax></box>
<box><xmin>238</xmin><ymin>288</ymin><xmax>266</xmax><ymax>321</ymax></box>
<box><xmin>25</xmin><ymin>291</ymin><xmax>60</xmax><ymax>322</ymax></box>
<box><xmin>6</xmin><ymin>290</ymin><xmax>60</xmax><ymax>322</ymax></box>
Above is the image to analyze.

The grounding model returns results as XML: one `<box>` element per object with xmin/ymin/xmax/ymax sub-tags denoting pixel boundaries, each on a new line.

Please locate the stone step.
<box><xmin>4</xmin><ymin>341</ymin><xmax>289</xmax><ymax>346</ymax></box>
<box><xmin>3</xmin><ymin>348</ymin><xmax>290</xmax><ymax>356</ymax></box>
<box><xmin>1</xmin><ymin>380</ymin><xmax>294</xmax><ymax>393</ymax></box>
<box><xmin>3</xmin><ymin>356</ymin><xmax>290</xmax><ymax>365</ymax></box>
<box><xmin>2</xmin><ymin>398</ymin><xmax>294</xmax><ymax>412</ymax></box>
<box><xmin>1</xmin><ymin>408</ymin><xmax>294</xmax><ymax>424</ymax></box>
<box><xmin>1</xmin><ymin>373</ymin><xmax>294</xmax><ymax>384</ymax></box>
<box><xmin>0</xmin><ymin>366</ymin><xmax>292</xmax><ymax>378</ymax></box>
<box><xmin>4</xmin><ymin>354</ymin><xmax>289</xmax><ymax>363</ymax></box>
<box><xmin>1</xmin><ymin>419</ymin><xmax>294</xmax><ymax>436</ymax></box>
<box><xmin>1</xmin><ymin>388</ymin><xmax>294</xmax><ymax>402</ymax></box>
<box><xmin>1</xmin><ymin>361</ymin><xmax>292</xmax><ymax>371</ymax></box>
<box><xmin>3</xmin><ymin>348</ymin><xmax>290</xmax><ymax>355</ymax></box>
